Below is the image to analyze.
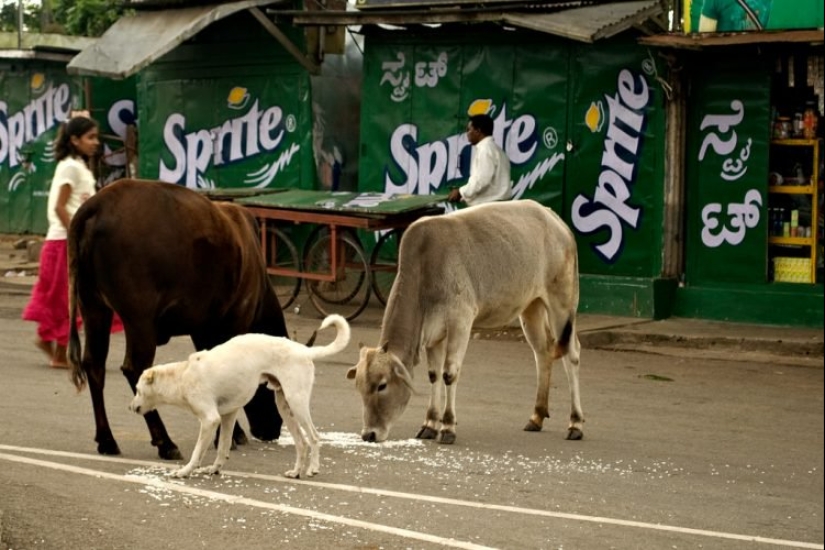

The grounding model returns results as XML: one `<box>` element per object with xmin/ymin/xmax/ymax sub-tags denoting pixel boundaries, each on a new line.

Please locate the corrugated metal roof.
<box><xmin>503</xmin><ymin>0</ymin><xmax>661</xmax><ymax>42</ymax></box>
<box><xmin>67</xmin><ymin>0</ymin><xmax>286</xmax><ymax>79</ymax></box>
<box><xmin>283</xmin><ymin>0</ymin><xmax>663</xmax><ymax>42</ymax></box>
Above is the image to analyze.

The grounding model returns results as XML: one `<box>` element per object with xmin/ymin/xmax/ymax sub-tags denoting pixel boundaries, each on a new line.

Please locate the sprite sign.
<box><xmin>139</xmin><ymin>76</ymin><xmax>314</xmax><ymax>190</ymax></box>
<box><xmin>359</xmin><ymin>36</ymin><xmax>665</xmax><ymax>277</ymax></box>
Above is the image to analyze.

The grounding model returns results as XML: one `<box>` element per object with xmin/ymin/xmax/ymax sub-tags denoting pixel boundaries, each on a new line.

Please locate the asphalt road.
<box><xmin>0</xmin><ymin>308</ymin><xmax>823</xmax><ymax>550</ymax></box>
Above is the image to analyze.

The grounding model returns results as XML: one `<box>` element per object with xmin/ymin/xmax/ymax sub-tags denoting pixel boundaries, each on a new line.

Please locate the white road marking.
<box><xmin>1</xmin><ymin>444</ymin><xmax>822</xmax><ymax>550</ymax></box>
<box><xmin>0</xmin><ymin>449</ymin><xmax>493</xmax><ymax>550</ymax></box>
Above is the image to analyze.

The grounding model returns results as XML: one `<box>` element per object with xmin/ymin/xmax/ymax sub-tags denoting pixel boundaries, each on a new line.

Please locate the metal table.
<box><xmin>238</xmin><ymin>190</ymin><xmax>448</xmax><ymax>320</ymax></box>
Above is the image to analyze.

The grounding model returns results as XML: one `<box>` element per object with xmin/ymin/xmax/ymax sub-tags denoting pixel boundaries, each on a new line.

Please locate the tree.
<box><xmin>0</xmin><ymin>1</ymin><xmax>43</xmax><ymax>33</ymax></box>
<box><xmin>52</xmin><ymin>0</ymin><xmax>128</xmax><ymax>37</ymax></box>
<box><xmin>0</xmin><ymin>0</ymin><xmax>128</xmax><ymax>37</ymax></box>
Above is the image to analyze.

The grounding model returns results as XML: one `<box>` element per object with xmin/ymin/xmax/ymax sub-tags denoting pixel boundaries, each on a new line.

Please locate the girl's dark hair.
<box><xmin>469</xmin><ymin>114</ymin><xmax>494</xmax><ymax>137</ymax></box>
<box><xmin>54</xmin><ymin>116</ymin><xmax>98</xmax><ymax>162</ymax></box>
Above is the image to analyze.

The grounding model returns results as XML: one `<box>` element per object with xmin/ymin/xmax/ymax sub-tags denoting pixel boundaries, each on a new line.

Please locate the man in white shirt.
<box><xmin>447</xmin><ymin>114</ymin><xmax>512</xmax><ymax>206</ymax></box>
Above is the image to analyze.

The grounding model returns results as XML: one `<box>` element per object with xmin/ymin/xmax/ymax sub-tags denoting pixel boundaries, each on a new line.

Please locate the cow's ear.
<box><xmin>346</xmin><ymin>367</ymin><xmax>357</xmax><ymax>380</ymax></box>
<box><xmin>144</xmin><ymin>370</ymin><xmax>154</xmax><ymax>385</ymax></box>
<box><xmin>379</xmin><ymin>341</ymin><xmax>389</xmax><ymax>353</ymax></box>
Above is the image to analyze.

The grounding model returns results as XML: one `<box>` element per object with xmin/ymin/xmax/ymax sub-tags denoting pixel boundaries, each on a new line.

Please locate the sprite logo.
<box><xmin>1</xmin><ymin>81</ymin><xmax>72</xmax><ymax>171</ymax></box>
<box><xmin>571</xmin><ymin>69</ymin><xmax>651</xmax><ymax>263</ymax></box>
<box><xmin>384</xmin><ymin>101</ymin><xmax>562</xmax><ymax>197</ymax></box>
<box><xmin>160</xmin><ymin>86</ymin><xmax>299</xmax><ymax>189</ymax></box>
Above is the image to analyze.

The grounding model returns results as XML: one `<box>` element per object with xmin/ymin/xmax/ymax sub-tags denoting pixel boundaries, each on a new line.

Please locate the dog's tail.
<box><xmin>306</xmin><ymin>314</ymin><xmax>351</xmax><ymax>360</ymax></box>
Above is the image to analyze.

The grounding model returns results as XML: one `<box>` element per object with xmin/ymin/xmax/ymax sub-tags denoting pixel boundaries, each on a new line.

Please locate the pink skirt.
<box><xmin>22</xmin><ymin>239</ymin><xmax>123</xmax><ymax>346</ymax></box>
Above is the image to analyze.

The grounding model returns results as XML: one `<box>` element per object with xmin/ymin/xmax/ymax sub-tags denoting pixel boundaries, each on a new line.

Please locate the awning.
<box><xmin>502</xmin><ymin>1</ymin><xmax>662</xmax><ymax>43</ymax></box>
<box><xmin>281</xmin><ymin>0</ymin><xmax>663</xmax><ymax>43</ymax></box>
<box><xmin>639</xmin><ymin>28</ymin><xmax>825</xmax><ymax>50</ymax></box>
<box><xmin>67</xmin><ymin>0</ymin><xmax>290</xmax><ymax>79</ymax></box>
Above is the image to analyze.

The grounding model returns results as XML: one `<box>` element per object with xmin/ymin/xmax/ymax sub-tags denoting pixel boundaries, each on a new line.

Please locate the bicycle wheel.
<box><xmin>303</xmin><ymin>226</ymin><xmax>365</xmax><ymax>305</ymax></box>
<box><xmin>370</xmin><ymin>228</ymin><xmax>403</xmax><ymax>306</ymax></box>
<box><xmin>265</xmin><ymin>226</ymin><xmax>301</xmax><ymax>310</ymax></box>
<box><xmin>304</xmin><ymin>232</ymin><xmax>371</xmax><ymax>321</ymax></box>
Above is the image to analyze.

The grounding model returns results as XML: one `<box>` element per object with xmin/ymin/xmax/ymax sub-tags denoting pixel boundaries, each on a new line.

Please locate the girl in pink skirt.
<box><xmin>23</xmin><ymin>115</ymin><xmax>121</xmax><ymax>368</ymax></box>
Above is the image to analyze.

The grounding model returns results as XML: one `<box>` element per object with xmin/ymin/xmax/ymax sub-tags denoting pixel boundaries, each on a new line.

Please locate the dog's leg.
<box><xmin>274</xmin><ymin>389</ymin><xmax>306</xmax><ymax>478</ymax></box>
<box><xmin>201</xmin><ymin>411</ymin><xmax>238</xmax><ymax>475</ymax></box>
<box><xmin>290</xmin><ymin>400</ymin><xmax>322</xmax><ymax>477</ymax></box>
<box><xmin>171</xmin><ymin>414</ymin><xmax>219</xmax><ymax>478</ymax></box>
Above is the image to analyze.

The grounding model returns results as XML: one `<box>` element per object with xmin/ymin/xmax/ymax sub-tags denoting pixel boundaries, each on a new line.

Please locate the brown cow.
<box><xmin>67</xmin><ymin>178</ymin><xmax>287</xmax><ymax>460</ymax></box>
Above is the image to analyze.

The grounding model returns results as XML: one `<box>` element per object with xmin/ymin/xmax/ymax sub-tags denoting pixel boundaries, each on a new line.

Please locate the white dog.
<box><xmin>129</xmin><ymin>314</ymin><xmax>350</xmax><ymax>479</ymax></box>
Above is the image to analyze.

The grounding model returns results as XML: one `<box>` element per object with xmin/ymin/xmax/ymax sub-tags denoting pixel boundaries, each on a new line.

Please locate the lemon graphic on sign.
<box><xmin>467</xmin><ymin>99</ymin><xmax>495</xmax><ymax>117</ymax></box>
<box><xmin>227</xmin><ymin>86</ymin><xmax>250</xmax><ymax>110</ymax></box>
<box><xmin>31</xmin><ymin>73</ymin><xmax>46</xmax><ymax>94</ymax></box>
<box><xmin>585</xmin><ymin>101</ymin><xmax>605</xmax><ymax>133</ymax></box>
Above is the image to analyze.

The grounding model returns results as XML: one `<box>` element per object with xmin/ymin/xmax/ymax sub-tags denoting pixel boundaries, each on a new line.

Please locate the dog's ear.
<box><xmin>357</xmin><ymin>341</ymin><xmax>365</xmax><ymax>349</ymax></box>
<box><xmin>346</xmin><ymin>367</ymin><xmax>357</xmax><ymax>380</ymax></box>
<box><xmin>144</xmin><ymin>370</ymin><xmax>155</xmax><ymax>385</ymax></box>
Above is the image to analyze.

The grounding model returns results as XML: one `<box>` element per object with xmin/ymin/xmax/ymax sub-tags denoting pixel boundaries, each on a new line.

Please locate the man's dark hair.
<box><xmin>469</xmin><ymin>114</ymin><xmax>494</xmax><ymax>137</ymax></box>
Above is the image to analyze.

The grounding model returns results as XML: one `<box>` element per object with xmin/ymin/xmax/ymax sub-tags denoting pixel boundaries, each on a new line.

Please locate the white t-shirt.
<box><xmin>458</xmin><ymin>136</ymin><xmax>512</xmax><ymax>206</ymax></box>
<box><xmin>46</xmin><ymin>157</ymin><xmax>96</xmax><ymax>240</ymax></box>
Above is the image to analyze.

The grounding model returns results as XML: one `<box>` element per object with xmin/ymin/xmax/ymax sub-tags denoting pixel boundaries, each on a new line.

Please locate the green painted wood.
<box><xmin>674</xmin><ymin>283</ymin><xmax>824</xmax><ymax>328</ymax></box>
<box><xmin>238</xmin><ymin>190</ymin><xmax>449</xmax><ymax>215</ymax></box>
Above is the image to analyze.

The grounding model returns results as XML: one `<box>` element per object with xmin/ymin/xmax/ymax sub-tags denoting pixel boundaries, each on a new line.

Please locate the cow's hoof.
<box><xmin>97</xmin><ymin>440</ymin><xmax>121</xmax><ymax>456</ymax></box>
<box><xmin>566</xmin><ymin>428</ymin><xmax>583</xmax><ymax>441</ymax></box>
<box><xmin>158</xmin><ymin>444</ymin><xmax>183</xmax><ymax>461</ymax></box>
<box><xmin>523</xmin><ymin>420</ymin><xmax>542</xmax><ymax>432</ymax></box>
<box><xmin>416</xmin><ymin>426</ymin><xmax>438</xmax><ymax>440</ymax></box>
<box><xmin>437</xmin><ymin>431</ymin><xmax>456</xmax><ymax>444</ymax></box>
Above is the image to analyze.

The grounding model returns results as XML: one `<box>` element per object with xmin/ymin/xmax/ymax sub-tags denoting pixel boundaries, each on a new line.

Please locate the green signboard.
<box><xmin>137</xmin><ymin>74</ymin><xmax>314</xmax><ymax>191</ymax></box>
<box><xmin>565</xmin><ymin>41</ymin><xmax>666</xmax><ymax>277</ymax></box>
<box><xmin>1</xmin><ymin>64</ymin><xmax>82</xmax><ymax>234</ymax></box>
<box><xmin>685</xmin><ymin>55</ymin><xmax>771</xmax><ymax>285</ymax></box>
<box><xmin>358</xmin><ymin>33</ymin><xmax>665</xmax><ymax>277</ymax></box>
<box><xmin>358</xmin><ymin>35</ymin><xmax>568</xmax><ymax>212</ymax></box>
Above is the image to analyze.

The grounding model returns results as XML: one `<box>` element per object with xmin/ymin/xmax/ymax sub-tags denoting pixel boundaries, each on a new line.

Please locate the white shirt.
<box><xmin>46</xmin><ymin>157</ymin><xmax>96</xmax><ymax>240</ymax></box>
<box><xmin>459</xmin><ymin>136</ymin><xmax>512</xmax><ymax>206</ymax></box>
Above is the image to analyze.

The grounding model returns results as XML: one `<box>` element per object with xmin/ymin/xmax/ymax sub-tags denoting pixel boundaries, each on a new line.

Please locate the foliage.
<box><xmin>0</xmin><ymin>0</ymin><xmax>128</xmax><ymax>37</ymax></box>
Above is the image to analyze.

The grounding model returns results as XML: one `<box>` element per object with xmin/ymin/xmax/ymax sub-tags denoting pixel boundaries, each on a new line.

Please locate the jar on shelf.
<box><xmin>803</xmin><ymin>105</ymin><xmax>818</xmax><ymax>139</ymax></box>
<box><xmin>774</xmin><ymin>117</ymin><xmax>791</xmax><ymax>139</ymax></box>
<box><xmin>794</xmin><ymin>112</ymin><xmax>805</xmax><ymax>137</ymax></box>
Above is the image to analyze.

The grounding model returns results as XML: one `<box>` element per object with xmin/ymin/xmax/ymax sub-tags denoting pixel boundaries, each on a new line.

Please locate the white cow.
<box><xmin>347</xmin><ymin>199</ymin><xmax>583</xmax><ymax>443</ymax></box>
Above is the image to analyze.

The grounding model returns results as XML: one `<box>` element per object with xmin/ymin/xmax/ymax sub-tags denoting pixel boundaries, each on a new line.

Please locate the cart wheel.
<box><xmin>304</xmin><ymin>232</ymin><xmax>371</xmax><ymax>321</ymax></box>
<box><xmin>370</xmin><ymin>228</ymin><xmax>403</xmax><ymax>307</ymax></box>
<box><xmin>303</xmin><ymin>225</ymin><xmax>362</xmax><ymax>262</ymax></box>
<box><xmin>265</xmin><ymin>226</ymin><xmax>301</xmax><ymax>310</ymax></box>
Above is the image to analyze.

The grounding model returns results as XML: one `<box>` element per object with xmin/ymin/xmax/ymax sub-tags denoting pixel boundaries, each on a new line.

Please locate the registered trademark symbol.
<box><xmin>286</xmin><ymin>115</ymin><xmax>297</xmax><ymax>132</ymax></box>
<box><xmin>542</xmin><ymin>127</ymin><xmax>559</xmax><ymax>150</ymax></box>
<box><xmin>641</xmin><ymin>59</ymin><xmax>655</xmax><ymax>76</ymax></box>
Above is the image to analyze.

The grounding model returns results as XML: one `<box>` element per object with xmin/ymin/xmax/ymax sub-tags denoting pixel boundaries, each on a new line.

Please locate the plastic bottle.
<box><xmin>803</xmin><ymin>103</ymin><xmax>818</xmax><ymax>139</ymax></box>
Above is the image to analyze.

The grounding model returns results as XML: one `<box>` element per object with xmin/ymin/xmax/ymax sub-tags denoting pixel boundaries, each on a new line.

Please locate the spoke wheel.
<box><xmin>370</xmin><ymin>228</ymin><xmax>403</xmax><ymax>306</ymax></box>
<box><xmin>304</xmin><ymin>232</ymin><xmax>371</xmax><ymax>321</ymax></box>
<box><xmin>265</xmin><ymin>227</ymin><xmax>301</xmax><ymax>310</ymax></box>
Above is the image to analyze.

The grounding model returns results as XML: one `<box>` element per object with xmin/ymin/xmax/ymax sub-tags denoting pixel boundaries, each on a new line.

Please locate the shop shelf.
<box><xmin>771</xmin><ymin>138</ymin><xmax>819</xmax><ymax>147</ymax></box>
<box><xmin>768</xmin><ymin>185</ymin><xmax>815</xmax><ymax>194</ymax></box>
<box><xmin>768</xmin><ymin>236</ymin><xmax>816</xmax><ymax>246</ymax></box>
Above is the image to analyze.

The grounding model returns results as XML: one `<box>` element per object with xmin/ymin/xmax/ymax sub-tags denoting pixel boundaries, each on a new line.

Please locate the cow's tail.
<box><xmin>306</xmin><ymin>314</ymin><xmax>351</xmax><ymax>361</ymax></box>
<box><xmin>554</xmin><ymin>314</ymin><xmax>575</xmax><ymax>359</ymax></box>
<box><xmin>67</xmin><ymin>213</ymin><xmax>86</xmax><ymax>392</ymax></box>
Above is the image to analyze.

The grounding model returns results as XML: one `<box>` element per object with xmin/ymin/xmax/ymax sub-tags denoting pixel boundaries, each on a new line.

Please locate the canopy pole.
<box><xmin>249</xmin><ymin>7</ymin><xmax>321</xmax><ymax>75</ymax></box>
